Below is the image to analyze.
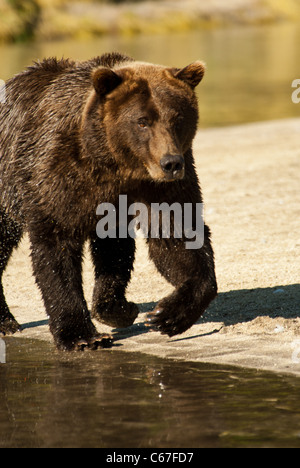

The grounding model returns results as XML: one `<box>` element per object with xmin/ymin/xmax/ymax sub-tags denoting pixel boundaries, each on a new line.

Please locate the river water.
<box><xmin>0</xmin><ymin>23</ymin><xmax>299</xmax><ymax>127</ymax></box>
<box><xmin>1</xmin><ymin>337</ymin><xmax>300</xmax><ymax>448</ymax></box>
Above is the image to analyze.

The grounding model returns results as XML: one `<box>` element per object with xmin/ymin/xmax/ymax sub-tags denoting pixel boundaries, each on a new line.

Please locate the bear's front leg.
<box><xmin>29</xmin><ymin>228</ymin><xmax>113</xmax><ymax>350</ymax></box>
<box><xmin>147</xmin><ymin>225</ymin><xmax>217</xmax><ymax>337</ymax></box>
<box><xmin>90</xmin><ymin>236</ymin><xmax>139</xmax><ymax>328</ymax></box>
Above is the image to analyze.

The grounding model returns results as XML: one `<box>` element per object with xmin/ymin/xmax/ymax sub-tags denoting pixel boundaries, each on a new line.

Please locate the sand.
<box><xmin>2</xmin><ymin>118</ymin><xmax>300</xmax><ymax>375</ymax></box>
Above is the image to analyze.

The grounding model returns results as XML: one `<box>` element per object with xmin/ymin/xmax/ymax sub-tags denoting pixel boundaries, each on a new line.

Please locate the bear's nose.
<box><xmin>160</xmin><ymin>155</ymin><xmax>185</xmax><ymax>180</ymax></box>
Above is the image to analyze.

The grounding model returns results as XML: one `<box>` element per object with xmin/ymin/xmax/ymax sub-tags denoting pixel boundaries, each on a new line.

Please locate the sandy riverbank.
<box><xmin>2</xmin><ymin>118</ymin><xmax>300</xmax><ymax>375</ymax></box>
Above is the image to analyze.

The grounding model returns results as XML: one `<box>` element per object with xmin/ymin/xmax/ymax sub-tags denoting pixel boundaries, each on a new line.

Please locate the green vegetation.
<box><xmin>0</xmin><ymin>0</ymin><xmax>300</xmax><ymax>43</ymax></box>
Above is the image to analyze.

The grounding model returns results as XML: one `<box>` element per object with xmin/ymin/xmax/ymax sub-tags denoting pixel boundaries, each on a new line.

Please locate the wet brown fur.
<box><xmin>0</xmin><ymin>53</ymin><xmax>217</xmax><ymax>350</ymax></box>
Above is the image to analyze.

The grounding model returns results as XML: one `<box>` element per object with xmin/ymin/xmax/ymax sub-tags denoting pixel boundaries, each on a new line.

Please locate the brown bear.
<box><xmin>0</xmin><ymin>52</ymin><xmax>217</xmax><ymax>351</ymax></box>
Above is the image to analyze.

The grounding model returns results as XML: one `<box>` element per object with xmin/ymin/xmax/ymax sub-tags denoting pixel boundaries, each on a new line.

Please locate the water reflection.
<box><xmin>1</xmin><ymin>338</ymin><xmax>300</xmax><ymax>448</ymax></box>
<box><xmin>0</xmin><ymin>23</ymin><xmax>299</xmax><ymax>127</ymax></box>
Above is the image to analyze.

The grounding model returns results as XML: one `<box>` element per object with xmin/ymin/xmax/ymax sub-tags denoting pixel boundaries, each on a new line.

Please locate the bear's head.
<box><xmin>83</xmin><ymin>60</ymin><xmax>205</xmax><ymax>183</ymax></box>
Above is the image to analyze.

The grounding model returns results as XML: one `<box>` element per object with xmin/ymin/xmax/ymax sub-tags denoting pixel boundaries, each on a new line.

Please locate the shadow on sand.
<box><xmin>114</xmin><ymin>283</ymin><xmax>300</xmax><ymax>341</ymax></box>
<box><xmin>20</xmin><ymin>284</ymin><xmax>300</xmax><ymax>343</ymax></box>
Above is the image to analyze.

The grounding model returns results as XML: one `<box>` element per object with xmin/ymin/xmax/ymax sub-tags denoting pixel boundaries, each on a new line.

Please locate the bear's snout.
<box><xmin>160</xmin><ymin>154</ymin><xmax>185</xmax><ymax>181</ymax></box>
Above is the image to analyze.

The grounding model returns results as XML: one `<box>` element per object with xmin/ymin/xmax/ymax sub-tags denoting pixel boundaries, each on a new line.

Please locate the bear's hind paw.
<box><xmin>93</xmin><ymin>300</ymin><xmax>139</xmax><ymax>329</ymax></box>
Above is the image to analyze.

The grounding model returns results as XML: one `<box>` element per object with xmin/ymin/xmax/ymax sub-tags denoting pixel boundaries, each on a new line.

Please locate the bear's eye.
<box><xmin>138</xmin><ymin>119</ymin><xmax>149</xmax><ymax>130</ymax></box>
<box><xmin>176</xmin><ymin>113</ymin><xmax>184</xmax><ymax>124</ymax></box>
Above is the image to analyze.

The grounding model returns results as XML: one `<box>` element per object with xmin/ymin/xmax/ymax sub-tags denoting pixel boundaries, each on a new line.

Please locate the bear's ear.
<box><xmin>92</xmin><ymin>68</ymin><xmax>123</xmax><ymax>98</ymax></box>
<box><xmin>172</xmin><ymin>61</ymin><xmax>206</xmax><ymax>89</ymax></box>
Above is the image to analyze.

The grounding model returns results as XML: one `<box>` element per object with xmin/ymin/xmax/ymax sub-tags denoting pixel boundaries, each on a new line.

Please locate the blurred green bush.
<box><xmin>1</xmin><ymin>0</ymin><xmax>300</xmax><ymax>43</ymax></box>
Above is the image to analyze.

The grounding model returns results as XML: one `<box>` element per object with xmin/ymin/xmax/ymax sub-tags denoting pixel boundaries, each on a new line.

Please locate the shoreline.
<box><xmin>1</xmin><ymin>0</ymin><xmax>300</xmax><ymax>43</ymax></box>
<box><xmin>2</xmin><ymin>118</ymin><xmax>300</xmax><ymax>376</ymax></box>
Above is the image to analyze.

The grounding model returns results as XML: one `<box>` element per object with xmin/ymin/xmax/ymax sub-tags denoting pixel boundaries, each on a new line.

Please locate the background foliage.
<box><xmin>1</xmin><ymin>0</ymin><xmax>300</xmax><ymax>43</ymax></box>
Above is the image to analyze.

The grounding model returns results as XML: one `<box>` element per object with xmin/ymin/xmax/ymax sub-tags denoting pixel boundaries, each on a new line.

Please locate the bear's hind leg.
<box><xmin>0</xmin><ymin>210</ymin><xmax>23</xmax><ymax>335</ymax></box>
<box><xmin>90</xmin><ymin>236</ymin><xmax>139</xmax><ymax>328</ymax></box>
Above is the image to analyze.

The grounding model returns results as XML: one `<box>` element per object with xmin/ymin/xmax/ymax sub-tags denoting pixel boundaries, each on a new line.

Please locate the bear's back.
<box><xmin>0</xmin><ymin>54</ymin><xmax>132</xmax><ymax>214</ymax></box>
<box><xmin>0</xmin><ymin>53</ymin><xmax>132</xmax><ymax>133</ymax></box>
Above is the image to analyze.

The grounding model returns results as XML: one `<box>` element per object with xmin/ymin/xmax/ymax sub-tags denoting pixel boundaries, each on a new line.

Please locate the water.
<box><xmin>0</xmin><ymin>23</ymin><xmax>299</xmax><ymax>127</ymax></box>
<box><xmin>0</xmin><ymin>337</ymin><xmax>300</xmax><ymax>448</ymax></box>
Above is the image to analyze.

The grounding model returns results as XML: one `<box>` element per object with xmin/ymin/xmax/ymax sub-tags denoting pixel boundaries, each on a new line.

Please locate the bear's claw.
<box><xmin>146</xmin><ymin>296</ymin><xmax>200</xmax><ymax>338</ymax></box>
<box><xmin>76</xmin><ymin>333</ymin><xmax>114</xmax><ymax>351</ymax></box>
<box><xmin>146</xmin><ymin>307</ymin><xmax>179</xmax><ymax>337</ymax></box>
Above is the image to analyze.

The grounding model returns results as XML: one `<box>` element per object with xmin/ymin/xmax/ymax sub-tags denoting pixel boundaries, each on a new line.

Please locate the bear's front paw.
<box><xmin>146</xmin><ymin>296</ymin><xmax>200</xmax><ymax>337</ymax></box>
<box><xmin>92</xmin><ymin>300</ymin><xmax>139</xmax><ymax>329</ymax></box>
